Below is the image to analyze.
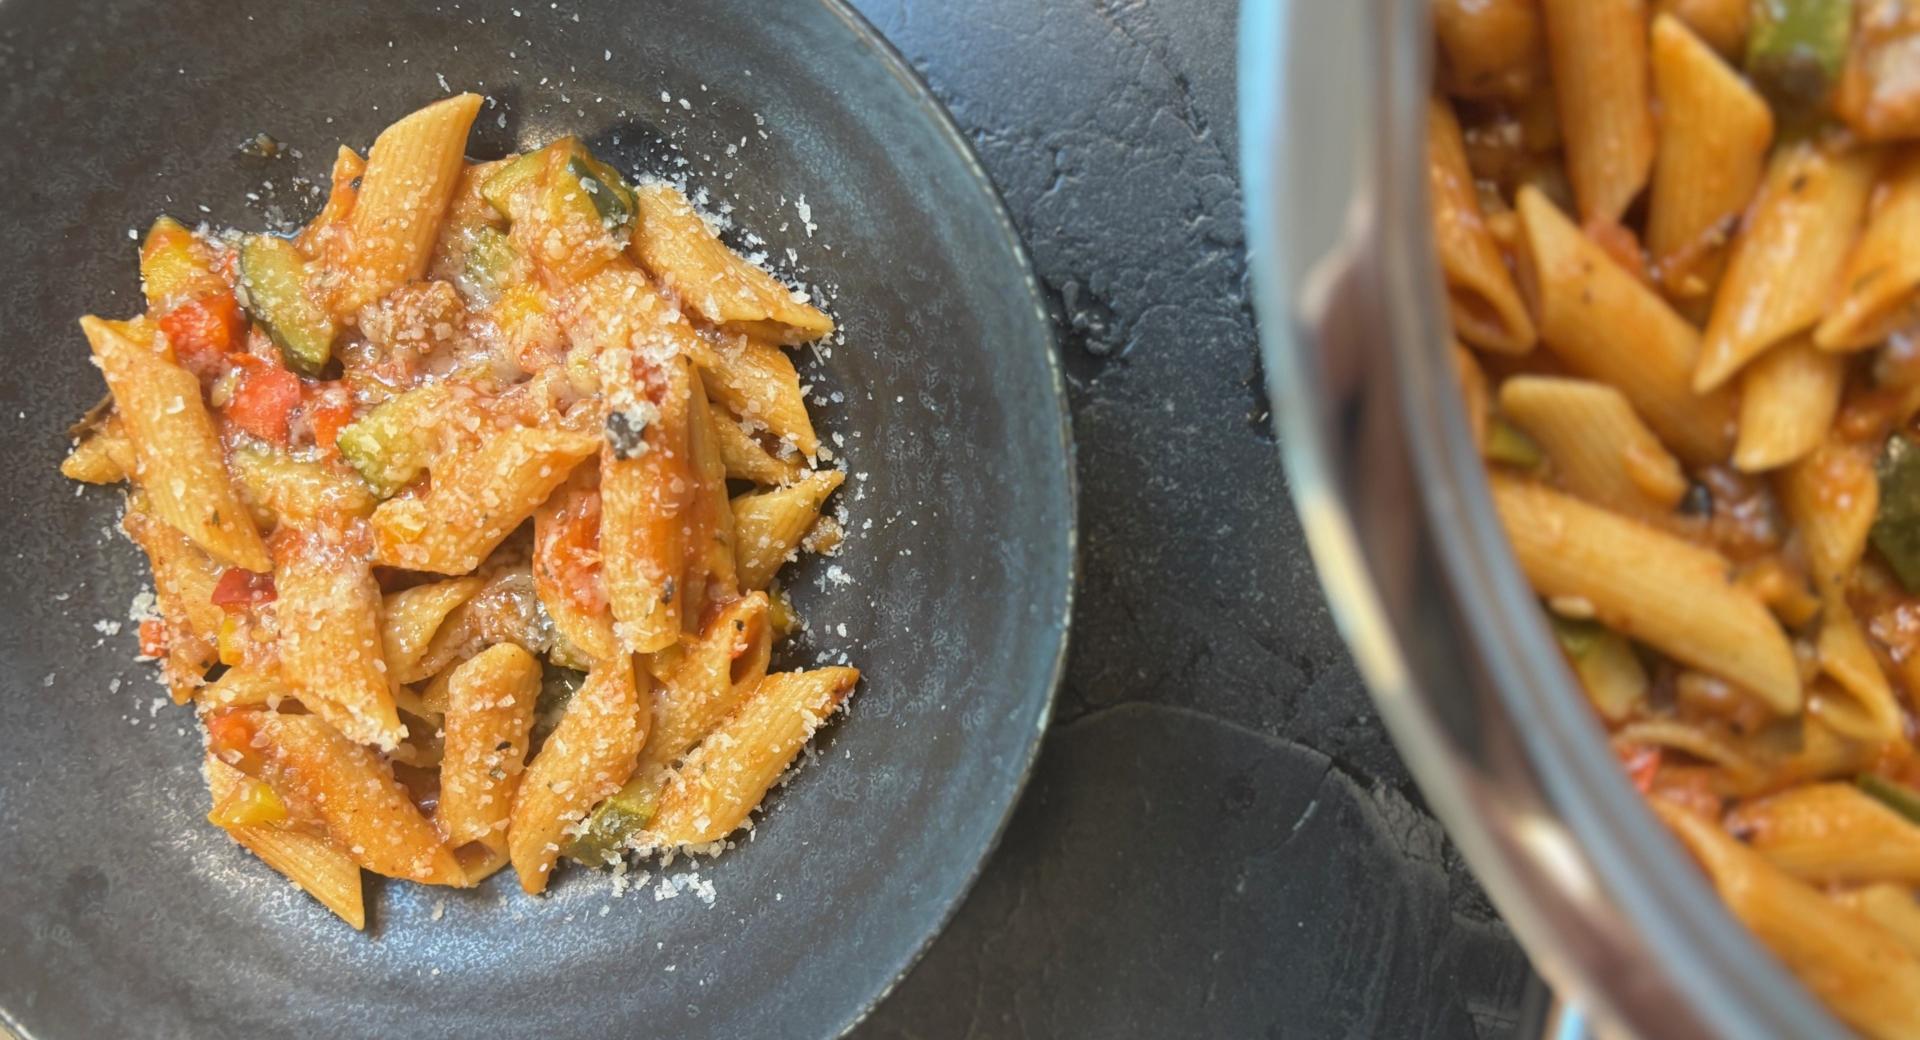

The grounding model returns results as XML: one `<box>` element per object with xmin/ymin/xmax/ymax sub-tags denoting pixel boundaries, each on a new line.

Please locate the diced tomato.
<box><xmin>210</xmin><ymin>567</ymin><xmax>277</xmax><ymax>612</ymax></box>
<box><xmin>304</xmin><ymin>382</ymin><xmax>357</xmax><ymax>459</ymax></box>
<box><xmin>203</xmin><ymin>711</ymin><xmax>265</xmax><ymax>774</ymax></box>
<box><xmin>157</xmin><ymin>294</ymin><xmax>243</xmax><ymax>370</ymax></box>
<box><xmin>1618</xmin><ymin>744</ymin><xmax>1662</xmax><ymax>793</ymax></box>
<box><xmin>137</xmin><ymin>617</ymin><xmax>169</xmax><ymax>659</ymax></box>
<box><xmin>224</xmin><ymin>356</ymin><xmax>303</xmax><ymax>446</ymax></box>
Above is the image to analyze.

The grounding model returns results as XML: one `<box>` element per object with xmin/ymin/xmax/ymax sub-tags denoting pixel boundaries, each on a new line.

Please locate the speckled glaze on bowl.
<box><xmin>0</xmin><ymin>2</ymin><xmax>1074</xmax><ymax>1038</ymax></box>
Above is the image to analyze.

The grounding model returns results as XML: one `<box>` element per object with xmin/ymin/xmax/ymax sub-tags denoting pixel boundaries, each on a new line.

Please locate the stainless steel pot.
<box><xmin>1238</xmin><ymin>2</ymin><xmax>1849</xmax><ymax>1036</ymax></box>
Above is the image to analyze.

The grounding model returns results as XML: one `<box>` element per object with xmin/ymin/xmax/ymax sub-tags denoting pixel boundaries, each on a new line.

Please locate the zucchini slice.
<box><xmin>238</xmin><ymin>235</ymin><xmax>336</xmax><ymax>375</ymax></box>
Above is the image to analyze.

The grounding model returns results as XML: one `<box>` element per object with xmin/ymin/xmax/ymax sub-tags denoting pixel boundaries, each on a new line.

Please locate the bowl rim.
<box><xmin>812</xmin><ymin>1</ymin><xmax>1078</xmax><ymax>1034</ymax></box>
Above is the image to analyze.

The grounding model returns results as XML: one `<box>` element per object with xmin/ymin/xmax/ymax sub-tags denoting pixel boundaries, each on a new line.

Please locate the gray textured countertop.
<box><xmin>847</xmin><ymin>1</ymin><xmax>1535</xmax><ymax>1035</ymax></box>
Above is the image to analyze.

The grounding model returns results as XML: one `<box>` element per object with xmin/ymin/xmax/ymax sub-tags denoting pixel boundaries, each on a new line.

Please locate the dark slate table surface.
<box><xmin>843</xmin><ymin>0</ymin><xmax>1537</xmax><ymax>1036</ymax></box>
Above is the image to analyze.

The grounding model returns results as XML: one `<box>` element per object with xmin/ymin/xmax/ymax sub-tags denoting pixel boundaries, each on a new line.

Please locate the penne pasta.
<box><xmin>1539</xmin><ymin>0</ymin><xmax>1655</xmax><ymax>223</ymax></box>
<box><xmin>647</xmin><ymin>666</ymin><xmax>860</xmax><ymax>848</ymax></box>
<box><xmin>698</xmin><ymin>334</ymin><xmax>824</xmax><ymax>454</ymax></box>
<box><xmin>627</xmin><ymin>181</ymin><xmax>835</xmax><ymax>344</ymax></box>
<box><xmin>228</xmin><ymin>446</ymin><xmax>376</xmax><ymax>530</ymax></box>
<box><xmin>1831</xmin><ymin>885</ymin><xmax>1920</xmax><ymax>958</ymax></box>
<box><xmin>682</xmin><ymin>373</ymin><xmax>740</xmax><ymax>615</ymax></box>
<box><xmin>732</xmin><ymin>469</ymin><xmax>846</xmax><ymax>591</ymax></box>
<box><xmin>371</xmin><ymin>424</ymin><xmax>598</xmax><ymax>575</ymax></box>
<box><xmin>381</xmin><ymin>576</ymin><xmax>486</xmax><ymax>684</ymax></box>
<box><xmin>123</xmin><ymin>494</ymin><xmax>222</xmax><ymax>702</ymax></box>
<box><xmin>1646</xmin><ymin>13</ymin><xmax>1774</xmax><ymax>299</ymax></box>
<box><xmin>1835</xmin><ymin>4</ymin><xmax>1920</xmax><ymax>144</ymax></box>
<box><xmin>1491</xmin><ymin>475</ymin><xmax>1801</xmax><ymax>712</ymax></box>
<box><xmin>1817</xmin><ymin>151</ymin><xmax>1920</xmax><ymax>352</ymax></box>
<box><xmin>437</xmin><ymin>643</ymin><xmax>543</xmax><ymax>848</ymax></box>
<box><xmin>640</xmin><ymin>592</ymin><xmax>772</xmax><ymax>777</ymax></box>
<box><xmin>1656</xmin><ymin>799</ymin><xmax>1920</xmax><ymax>1040</ymax></box>
<box><xmin>296</xmin><ymin>145</ymin><xmax>367</xmax><ymax>260</ymax></box>
<box><xmin>82</xmin><ymin>316</ymin><xmax>270</xmax><ymax>571</ymax></box>
<box><xmin>334</xmin><ymin>93</ymin><xmax>483</xmax><ymax>315</ymax></box>
<box><xmin>1730</xmin><ymin>783</ymin><xmax>1920</xmax><ymax>885</ymax></box>
<box><xmin>1695</xmin><ymin>142</ymin><xmax>1879</xmax><ymax>391</ymax></box>
<box><xmin>205</xmin><ymin>711</ymin><xmax>465</xmax><ymax>886</ymax></box>
<box><xmin>710</xmin><ymin>404</ymin><xmax>808</xmax><ymax>485</ymax></box>
<box><xmin>600</xmin><ymin>355</ymin><xmax>693</xmax><ymax>654</ymax></box>
<box><xmin>1732</xmin><ymin>336</ymin><xmax>1845</xmax><ymax>472</ymax></box>
<box><xmin>1656</xmin><ymin>0</ymin><xmax>1750</xmax><ymax>56</ymax></box>
<box><xmin>275</xmin><ymin>519</ymin><xmax>407</xmax><ymax>751</ymax></box>
<box><xmin>1777</xmin><ymin>435</ymin><xmax>1879</xmax><ymax>591</ymax></box>
<box><xmin>1613</xmin><ymin>719</ymin><xmax>1763</xmax><ymax>789</ymax></box>
<box><xmin>1497</xmin><ymin>375</ymin><xmax>1687</xmax><ymax>513</ymax></box>
<box><xmin>60</xmin><ymin>415</ymin><xmax>134</xmax><ymax>485</ymax></box>
<box><xmin>1432</xmin><ymin>0</ymin><xmax>1546</xmax><ymax>100</ymax></box>
<box><xmin>1516</xmin><ymin>187</ymin><xmax>1734</xmax><ymax>463</ymax></box>
<box><xmin>205</xmin><ymin>757</ymin><xmax>366</xmax><ymax>929</ymax></box>
<box><xmin>532</xmin><ymin>465</ymin><xmax>619</xmax><ymax>667</ymax></box>
<box><xmin>194</xmin><ymin>666</ymin><xmax>287</xmax><ymax>713</ymax></box>
<box><xmin>508</xmin><ymin>655</ymin><xmax>647</xmax><ymax>893</ymax></box>
<box><xmin>1813</xmin><ymin>592</ymin><xmax>1905</xmax><ymax>745</ymax></box>
<box><xmin>1429</xmin><ymin>97</ymin><xmax>1537</xmax><ymax>354</ymax></box>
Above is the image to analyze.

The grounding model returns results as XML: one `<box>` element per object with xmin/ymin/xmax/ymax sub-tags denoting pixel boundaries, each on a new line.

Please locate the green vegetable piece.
<box><xmin>564</xmin><ymin>153</ymin><xmax>635</xmax><ymax>230</ymax></box>
<box><xmin>480</xmin><ymin>139</ymin><xmax>635</xmax><ymax>232</ymax></box>
<box><xmin>1858</xmin><ymin>773</ymin><xmax>1920</xmax><ymax>825</ymax></box>
<box><xmin>531</xmin><ymin>665</ymin><xmax>584</xmax><ymax>742</ymax></box>
<box><xmin>238</xmin><ymin>235</ymin><xmax>336</xmax><ymax>375</ymax></box>
<box><xmin>458</xmin><ymin>226</ymin><xmax>517</xmax><ymax>305</ymax></box>
<box><xmin>1485</xmin><ymin>417</ymin><xmax>1545</xmax><ymax>470</ymax></box>
<box><xmin>1747</xmin><ymin>0</ymin><xmax>1854</xmax><ymax>117</ymax></box>
<box><xmin>1871</xmin><ymin>433</ymin><xmax>1920</xmax><ymax>592</ymax></box>
<box><xmin>565</xmin><ymin>777</ymin><xmax>660</xmax><ymax>866</ymax></box>
<box><xmin>1550</xmin><ymin>615</ymin><xmax>1648</xmax><ymax>722</ymax></box>
<box><xmin>1550</xmin><ymin>615</ymin><xmax>1605</xmax><ymax>658</ymax></box>
<box><xmin>334</xmin><ymin>383</ymin><xmax>452</xmax><ymax>498</ymax></box>
<box><xmin>480</xmin><ymin>149</ymin><xmax>546</xmax><ymax>217</ymax></box>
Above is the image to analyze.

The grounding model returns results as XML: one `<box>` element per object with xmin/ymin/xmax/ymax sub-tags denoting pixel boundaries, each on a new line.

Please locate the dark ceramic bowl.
<box><xmin>0</xmin><ymin>2</ymin><xmax>1074</xmax><ymax>1038</ymax></box>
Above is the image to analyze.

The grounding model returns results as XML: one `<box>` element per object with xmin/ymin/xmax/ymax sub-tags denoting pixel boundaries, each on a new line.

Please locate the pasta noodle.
<box><xmin>1540</xmin><ymin>0</ymin><xmax>1656</xmax><ymax>223</ymax></box>
<box><xmin>646</xmin><ymin>666</ymin><xmax>860</xmax><ymax>847</ymax></box>
<box><xmin>1646</xmin><ymin>12</ymin><xmax>1773</xmax><ymax>299</ymax></box>
<box><xmin>1432</xmin><ymin>0</ymin><xmax>1546</xmax><ymax>100</ymax></box>
<box><xmin>437</xmin><ymin>643</ymin><xmax>543</xmax><ymax>848</ymax></box>
<box><xmin>1694</xmin><ymin>142</ymin><xmax>1878</xmax><ymax>392</ymax></box>
<box><xmin>508</xmin><ymin>655</ymin><xmax>646</xmax><ymax>894</ymax></box>
<box><xmin>204</xmin><ymin>757</ymin><xmax>366</xmax><ymax>929</ymax></box>
<box><xmin>1490</xmin><ymin>475</ymin><xmax>1800</xmax><ymax>712</ymax></box>
<box><xmin>83</xmin><ymin>316</ymin><xmax>270</xmax><ymax>571</ymax></box>
<box><xmin>205</xmin><ymin>710</ymin><xmax>465</xmax><ymax>886</ymax></box>
<box><xmin>1429</xmin><ymin>97</ymin><xmax>1537</xmax><ymax>354</ymax></box>
<box><xmin>274</xmin><ymin>519</ymin><xmax>408</xmax><ymax>751</ymax></box>
<box><xmin>1731</xmin><ymin>336</ymin><xmax>1845</xmax><ymax>472</ymax></box>
<box><xmin>1816</xmin><ymin>151</ymin><xmax>1920</xmax><ymax>352</ymax></box>
<box><xmin>1729</xmin><ymin>783</ymin><xmax>1920</xmax><ymax>885</ymax></box>
<box><xmin>1657</xmin><ymin>800</ymin><xmax>1920</xmax><ymax>1040</ymax></box>
<box><xmin>1517</xmin><ymin>186</ymin><xmax>1734</xmax><ymax>463</ymax></box>
<box><xmin>333</xmin><ymin>94</ymin><xmax>483</xmax><ymax>315</ymax></box>
<box><xmin>1497</xmin><ymin>375</ymin><xmax>1687</xmax><ymax>513</ymax></box>
<box><xmin>371</xmin><ymin>425</ymin><xmax>598</xmax><ymax>574</ymax></box>
<box><xmin>733</xmin><ymin>469</ymin><xmax>847</xmax><ymax>591</ymax></box>
<box><xmin>628</xmin><ymin>181</ymin><xmax>835</xmax><ymax>344</ymax></box>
